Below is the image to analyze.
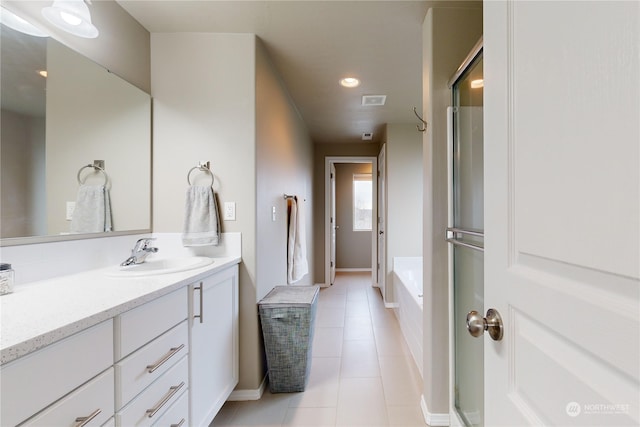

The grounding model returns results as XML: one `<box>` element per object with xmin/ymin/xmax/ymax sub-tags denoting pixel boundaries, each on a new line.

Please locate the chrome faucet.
<box><xmin>121</xmin><ymin>238</ymin><xmax>159</xmax><ymax>266</ymax></box>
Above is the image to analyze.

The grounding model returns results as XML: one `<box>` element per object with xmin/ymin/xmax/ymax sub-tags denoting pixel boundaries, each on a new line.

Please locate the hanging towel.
<box><xmin>70</xmin><ymin>185</ymin><xmax>112</xmax><ymax>233</ymax></box>
<box><xmin>287</xmin><ymin>196</ymin><xmax>309</xmax><ymax>284</ymax></box>
<box><xmin>182</xmin><ymin>185</ymin><xmax>220</xmax><ymax>246</ymax></box>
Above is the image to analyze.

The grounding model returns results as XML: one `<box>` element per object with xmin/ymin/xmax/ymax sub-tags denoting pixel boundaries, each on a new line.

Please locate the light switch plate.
<box><xmin>66</xmin><ymin>202</ymin><xmax>75</xmax><ymax>221</ymax></box>
<box><xmin>224</xmin><ymin>202</ymin><xmax>236</xmax><ymax>221</ymax></box>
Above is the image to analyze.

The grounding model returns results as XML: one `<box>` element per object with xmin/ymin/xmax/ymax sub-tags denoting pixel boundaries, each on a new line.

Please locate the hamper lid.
<box><xmin>258</xmin><ymin>285</ymin><xmax>319</xmax><ymax>307</ymax></box>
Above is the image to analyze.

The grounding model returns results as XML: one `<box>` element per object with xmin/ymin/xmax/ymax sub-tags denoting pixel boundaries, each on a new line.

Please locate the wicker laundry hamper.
<box><xmin>258</xmin><ymin>285</ymin><xmax>319</xmax><ymax>393</ymax></box>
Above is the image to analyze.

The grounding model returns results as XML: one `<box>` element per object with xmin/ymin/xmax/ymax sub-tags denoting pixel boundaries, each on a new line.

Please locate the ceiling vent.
<box><xmin>362</xmin><ymin>95</ymin><xmax>386</xmax><ymax>106</ymax></box>
<box><xmin>362</xmin><ymin>132</ymin><xmax>373</xmax><ymax>141</ymax></box>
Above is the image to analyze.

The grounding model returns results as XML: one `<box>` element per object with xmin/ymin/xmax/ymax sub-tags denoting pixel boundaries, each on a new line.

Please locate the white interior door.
<box><xmin>377</xmin><ymin>145</ymin><xmax>386</xmax><ymax>293</ymax></box>
<box><xmin>484</xmin><ymin>1</ymin><xmax>639</xmax><ymax>426</ymax></box>
<box><xmin>330</xmin><ymin>162</ymin><xmax>337</xmax><ymax>285</ymax></box>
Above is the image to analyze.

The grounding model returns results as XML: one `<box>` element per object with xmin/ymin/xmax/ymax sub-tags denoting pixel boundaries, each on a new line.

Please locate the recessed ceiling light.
<box><xmin>471</xmin><ymin>79</ymin><xmax>484</xmax><ymax>89</ymax></box>
<box><xmin>339</xmin><ymin>77</ymin><xmax>360</xmax><ymax>88</ymax></box>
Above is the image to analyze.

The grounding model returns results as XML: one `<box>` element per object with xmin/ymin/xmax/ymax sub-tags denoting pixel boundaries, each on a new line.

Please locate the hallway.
<box><xmin>211</xmin><ymin>272</ymin><xmax>426</xmax><ymax>426</ymax></box>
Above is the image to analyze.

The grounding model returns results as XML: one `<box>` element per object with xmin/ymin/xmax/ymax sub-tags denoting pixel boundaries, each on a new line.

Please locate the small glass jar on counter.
<box><xmin>0</xmin><ymin>263</ymin><xmax>15</xmax><ymax>295</ymax></box>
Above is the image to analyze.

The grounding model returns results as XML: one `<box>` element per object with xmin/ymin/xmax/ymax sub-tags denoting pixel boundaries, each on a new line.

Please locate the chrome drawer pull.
<box><xmin>170</xmin><ymin>419</ymin><xmax>186</xmax><ymax>427</ymax></box>
<box><xmin>74</xmin><ymin>408</ymin><xmax>101</xmax><ymax>427</ymax></box>
<box><xmin>194</xmin><ymin>282</ymin><xmax>204</xmax><ymax>324</ymax></box>
<box><xmin>146</xmin><ymin>344</ymin><xmax>185</xmax><ymax>373</ymax></box>
<box><xmin>146</xmin><ymin>382</ymin><xmax>185</xmax><ymax>418</ymax></box>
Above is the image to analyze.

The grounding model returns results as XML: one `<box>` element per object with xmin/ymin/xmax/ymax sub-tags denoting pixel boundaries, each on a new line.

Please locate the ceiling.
<box><xmin>115</xmin><ymin>0</ymin><xmax>445</xmax><ymax>145</ymax></box>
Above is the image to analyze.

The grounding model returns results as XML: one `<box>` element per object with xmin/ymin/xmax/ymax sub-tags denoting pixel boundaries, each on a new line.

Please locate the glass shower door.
<box><xmin>448</xmin><ymin>47</ymin><xmax>484</xmax><ymax>427</ymax></box>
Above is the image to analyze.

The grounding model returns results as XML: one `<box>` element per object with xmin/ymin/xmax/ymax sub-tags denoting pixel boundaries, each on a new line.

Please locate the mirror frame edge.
<box><xmin>0</xmin><ymin>229</ymin><xmax>152</xmax><ymax>247</ymax></box>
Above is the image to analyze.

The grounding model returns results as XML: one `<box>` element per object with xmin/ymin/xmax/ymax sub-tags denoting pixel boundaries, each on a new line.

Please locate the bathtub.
<box><xmin>393</xmin><ymin>257</ymin><xmax>423</xmax><ymax>378</ymax></box>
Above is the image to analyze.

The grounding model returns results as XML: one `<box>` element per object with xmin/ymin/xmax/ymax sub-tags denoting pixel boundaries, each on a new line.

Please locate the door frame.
<box><xmin>324</xmin><ymin>156</ymin><xmax>378</xmax><ymax>287</ymax></box>
<box><xmin>377</xmin><ymin>145</ymin><xmax>386</xmax><ymax>298</ymax></box>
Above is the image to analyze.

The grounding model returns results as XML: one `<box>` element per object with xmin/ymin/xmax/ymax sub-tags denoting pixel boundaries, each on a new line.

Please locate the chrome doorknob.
<box><xmin>466</xmin><ymin>309</ymin><xmax>503</xmax><ymax>341</ymax></box>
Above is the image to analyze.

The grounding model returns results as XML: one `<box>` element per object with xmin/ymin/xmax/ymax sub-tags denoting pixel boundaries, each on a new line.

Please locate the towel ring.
<box><xmin>77</xmin><ymin>164</ymin><xmax>108</xmax><ymax>186</ymax></box>
<box><xmin>187</xmin><ymin>166</ymin><xmax>214</xmax><ymax>187</ymax></box>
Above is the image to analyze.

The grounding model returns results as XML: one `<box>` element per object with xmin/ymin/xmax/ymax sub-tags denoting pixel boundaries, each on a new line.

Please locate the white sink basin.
<box><xmin>106</xmin><ymin>257</ymin><xmax>214</xmax><ymax>277</ymax></box>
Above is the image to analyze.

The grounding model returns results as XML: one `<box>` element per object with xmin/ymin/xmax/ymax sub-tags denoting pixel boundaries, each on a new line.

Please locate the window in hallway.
<box><xmin>353</xmin><ymin>173</ymin><xmax>372</xmax><ymax>231</ymax></box>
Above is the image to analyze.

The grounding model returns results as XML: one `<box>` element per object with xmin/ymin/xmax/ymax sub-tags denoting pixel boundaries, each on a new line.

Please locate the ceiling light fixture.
<box><xmin>339</xmin><ymin>77</ymin><xmax>360</xmax><ymax>88</ymax></box>
<box><xmin>38</xmin><ymin>70</ymin><xmax>48</xmax><ymax>78</ymax></box>
<box><xmin>471</xmin><ymin>79</ymin><xmax>484</xmax><ymax>89</ymax></box>
<box><xmin>42</xmin><ymin>0</ymin><xmax>98</xmax><ymax>39</ymax></box>
<box><xmin>0</xmin><ymin>7</ymin><xmax>49</xmax><ymax>37</ymax></box>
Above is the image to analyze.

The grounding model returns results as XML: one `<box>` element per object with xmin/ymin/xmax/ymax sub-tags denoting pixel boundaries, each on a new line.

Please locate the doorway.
<box><xmin>324</xmin><ymin>157</ymin><xmax>377</xmax><ymax>287</ymax></box>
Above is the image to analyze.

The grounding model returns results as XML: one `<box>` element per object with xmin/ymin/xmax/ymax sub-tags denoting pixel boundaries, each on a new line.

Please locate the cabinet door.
<box><xmin>189</xmin><ymin>265</ymin><xmax>239</xmax><ymax>427</ymax></box>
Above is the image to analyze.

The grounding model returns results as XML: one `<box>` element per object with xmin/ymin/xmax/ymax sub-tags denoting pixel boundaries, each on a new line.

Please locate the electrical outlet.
<box><xmin>224</xmin><ymin>202</ymin><xmax>236</xmax><ymax>221</ymax></box>
<box><xmin>66</xmin><ymin>202</ymin><xmax>75</xmax><ymax>221</ymax></box>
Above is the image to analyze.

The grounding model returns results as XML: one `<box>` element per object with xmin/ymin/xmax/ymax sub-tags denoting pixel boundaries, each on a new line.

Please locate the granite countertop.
<box><xmin>0</xmin><ymin>256</ymin><xmax>240</xmax><ymax>366</ymax></box>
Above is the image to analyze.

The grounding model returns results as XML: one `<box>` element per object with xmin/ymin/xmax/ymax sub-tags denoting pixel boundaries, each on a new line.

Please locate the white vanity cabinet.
<box><xmin>189</xmin><ymin>265</ymin><xmax>239</xmax><ymax>427</ymax></box>
<box><xmin>0</xmin><ymin>257</ymin><xmax>241</xmax><ymax>427</ymax></box>
<box><xmin>0</xmin><ymin>320</ymin><xmax>114</xmax><ymax>427</ymax></box>
<box><xmin>114</xmin><ymin>288</ymin><xmax>189</xmax><ymax>427</ymax></box>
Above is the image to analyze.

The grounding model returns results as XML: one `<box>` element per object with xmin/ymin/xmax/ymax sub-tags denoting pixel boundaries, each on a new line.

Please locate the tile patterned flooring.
<box><xmin>211</xmin><ymin>272</ymin><xmax>427</xmax><ymax>426</ymax></box>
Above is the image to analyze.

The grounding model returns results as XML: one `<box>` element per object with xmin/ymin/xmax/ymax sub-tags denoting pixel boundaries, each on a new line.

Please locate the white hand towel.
<box><xmin>70</xmin><ymin>185</ymin><xmax>112</xmax><ymax>233</ymax></box>
<box><xmin>287</xmin><ymin>196</ymin><xmax>309</xmax><ymax>284</ymax></box>
<box><xmin>182</xmin><ymin>186</ymin><xmax>220</xmax><ymax>246</ymax></box>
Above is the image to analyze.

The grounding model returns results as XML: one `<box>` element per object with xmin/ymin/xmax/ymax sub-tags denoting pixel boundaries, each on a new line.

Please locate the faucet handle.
<box><xmin>134</xmin><ymin>237</ymin><xmax>156</xmax><ymax>250</ymax></box>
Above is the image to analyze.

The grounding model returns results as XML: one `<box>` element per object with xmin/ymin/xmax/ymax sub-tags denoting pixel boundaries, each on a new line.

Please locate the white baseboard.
<box><xmin>420</xmin><ymin>395</ymin><xmax>450</xmax><ymax>426</ymax></box>
<box><xmin>315</xmin><ymin>282</ymin><xmax>330</xmax><ymax>288</ymax></box>
<box><xmin>335</xmin><ymin>268</ymin><xmax>372</xmax><ymax>272</ymax></box>
<box><xmin>228</xmin><ymin>376</ymin><xmax>267</xmax><ymax>401</ymax></box>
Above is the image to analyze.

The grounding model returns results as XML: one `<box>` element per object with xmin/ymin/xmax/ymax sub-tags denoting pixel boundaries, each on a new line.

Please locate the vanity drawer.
<box><xmin>115</xmin><ymin>321</ymin><xmax>188</xmax><ymax>409</ymax></box>
<box><xmin>115</xmin><ymin>288</ymin><xmax>187</xmax><ymax>360</ymax></box>
<box><xmin>151</xmin><ymin>386</ymin><xmax>188</xmax><ymax>427</ymax></box>
<box><xmin>0</xmin><ymin>319</ymin><xmax>113</xmax><ymax>427</ymax></box>
<box><xmin>116</xmin><ymin>355</ymin><xmax>188</xmax><ymax>427</ymax></box>
<box><xmin>21</xmin><ymin>368</ymin><xmax>114</xmax><ymax>427</ymax></box>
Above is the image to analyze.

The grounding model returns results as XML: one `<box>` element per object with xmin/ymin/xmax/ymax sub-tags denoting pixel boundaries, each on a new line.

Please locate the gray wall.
<box><xmin>383</xmin><ymin>124</ymin><xmax>423</xmax><ymax>303</ymax></box>
<box><xmin>313</xmin><ymin>143</ymin><xmax>380</xmax><ymax>284</ymax></box>
<box><xmin>151</xmin><ymin>33</ymin><xmax>314</xmax><ymax>392</ymax></box>
<box><xmin>335</xmin><ymin>163</ymin><xmax>373</xmax><ymax>269</ymax></box>
<box><xmin>422</xmin><ymin>6</ymin><xmax>483</xmax><ymax>418</ymax></box>
<box><xmin>0</xmin><ymin>111</ymin><xmax>45</xmax><ymax>238</ymax></box>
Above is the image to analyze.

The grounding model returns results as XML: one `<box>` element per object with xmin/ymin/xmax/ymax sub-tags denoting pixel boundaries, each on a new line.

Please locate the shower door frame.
<box><xmin>447</xmin><ymin>37</ymin><xmax>484</xmax><ymax>427</ymax></box>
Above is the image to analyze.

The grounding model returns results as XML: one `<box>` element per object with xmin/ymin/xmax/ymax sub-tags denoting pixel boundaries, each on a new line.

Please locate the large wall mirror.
<box><xmin>1</xmin><ymin>15</ymin><xmax>151</xmax><ymax>245</ymax></box>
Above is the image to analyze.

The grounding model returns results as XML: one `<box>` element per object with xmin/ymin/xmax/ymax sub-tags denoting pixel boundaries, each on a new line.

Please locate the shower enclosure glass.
<box><xmin>448</xmin><ymin>44</ymin><xmax>484</xmax><ymax>427</ymax></box>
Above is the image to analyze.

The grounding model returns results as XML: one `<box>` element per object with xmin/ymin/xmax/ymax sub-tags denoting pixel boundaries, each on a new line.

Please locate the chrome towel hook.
<box><xmin>413</xmin><ymin>107</ymin><xmax>428</xmax><ymax>132</ymax></box>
